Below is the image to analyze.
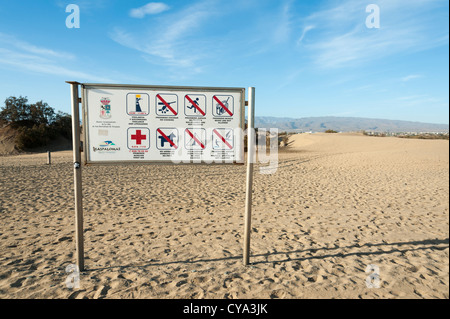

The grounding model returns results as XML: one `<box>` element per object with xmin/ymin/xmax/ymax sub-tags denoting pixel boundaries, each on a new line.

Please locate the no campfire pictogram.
<box><xmin>212</xmin><ymin>128</ymin><xmax>233</xmax><ymax>149</ymax></box>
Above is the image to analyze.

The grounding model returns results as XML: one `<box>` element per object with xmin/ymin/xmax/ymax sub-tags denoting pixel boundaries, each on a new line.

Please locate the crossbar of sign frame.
<box><xmin>81</xmin><ymin>84</ymin><xmax>245</xmax><ymax>164</ymax></box>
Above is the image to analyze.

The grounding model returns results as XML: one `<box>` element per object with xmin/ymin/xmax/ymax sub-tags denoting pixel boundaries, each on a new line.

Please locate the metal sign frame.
<box><xmin>67</xmin><ymin>81</ymin><xmax>255</xmax><ymax>270</ymax></box>
<box><xmin>80</xmin><ymin>83</ymin><xmax>245</xmax><ymax>165</ymax></box>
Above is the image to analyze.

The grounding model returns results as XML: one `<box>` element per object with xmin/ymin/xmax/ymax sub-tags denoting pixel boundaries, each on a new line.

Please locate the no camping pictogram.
<box><xmin>185</xmin><ymin>94</ymin><xmax>206</xmax><ymax>116</ymax></box>
<box><xmin>213</xmin><ymin>95</ymin><xmax>233</xmax><ymax>117</ymax></box>
<box><xmin>157</xmin><ymin>128</ymin><xmax>178</xmax><ymax>150</ymax></box>
<box><xmin>185</xmin><ymin>128</ymin><xmax>206</xmax><ymax>149</ymax></box>
<box><xmin>212</xmin><ymin>128</ymin><xmax>233</xmax><ymax>149</ymax></box>
<box><xmin>156</xmin><ymin>94</ymin><xmax>178</xmax><ymax>116</ymax></box>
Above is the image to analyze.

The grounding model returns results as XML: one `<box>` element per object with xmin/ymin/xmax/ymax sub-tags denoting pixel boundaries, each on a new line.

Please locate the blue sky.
<box><xmin>0</xmin><ymin>0</ymin><xmax>448</xmax><ymax>124</ymax></box>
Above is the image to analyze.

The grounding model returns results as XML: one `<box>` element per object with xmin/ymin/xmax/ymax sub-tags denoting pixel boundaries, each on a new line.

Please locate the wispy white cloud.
<box><xmin>275</xmin><ymin>68</ymin><xmax>303</xmax><ymax>90</ymax></box>
<box><xmin>110</xmin><ymin>1</ymin><xmax>215</xmax><ymax>71</ymax></box>
<box><xmin>0</xmin><ymin>32</ymin><xmax>75</xmax><ymax>60</ymax></box>
<box><xmin>299</xmin><ymin>0</ymin><xmax>449</xmax><ymax>69</ymax></box>
<box><xmin>0</xmin><ymin>33</ymin><xmax>113</xmax><ymax>82</ymax></box>
<box><xmin>401</xmin><ymin>74</ymin><xmax>422</xmax><ymax>82</ymax></box>
<box><xmin>272</xmin><ymin>1</ymin><xmax>293</xmax><ymax>44</ymax></box>
<box><xmin>393</xmin><ymin>94</ymin><xmax>443</xmax><ymax>109</ymax></box>
<box><xmin>55</xmin><ymin>0</ymin><xmax>109</xmax><ymax>11</ymax></box>
<box><xmin>297</xmin><ymin>25</ymin><xmax>315</xmax><ymax>45</ymax></box>
<box><xmin>0</xmin><ymin>49</ymin><xmax>112</xmax><ymax>82</ymax></box>
<box><xmin>240</xmin><ymin>0</ymin><xmax>297</xmax><ymax>58</ymax></box>
<box><xmin>129</xmin><ymin>2</ymin><xmax>170</xmax><ymax>18</ymax></box>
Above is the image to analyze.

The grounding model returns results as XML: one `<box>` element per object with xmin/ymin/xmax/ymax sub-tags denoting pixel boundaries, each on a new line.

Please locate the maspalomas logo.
<box><xmin>99</xmin><ymin>140</ymin><xmax>116</xmax><ymax>147</ymax></box>
<box><xmin>93</xmin><ymin>141</ymin><xmax>120</xmax><ymax>153</ymax></box>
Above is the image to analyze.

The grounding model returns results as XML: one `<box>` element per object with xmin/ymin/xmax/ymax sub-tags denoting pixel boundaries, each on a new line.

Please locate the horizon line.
<box><xmin>252</xmin><ymin>115</ymin><xmax>449</xmax><ymax>126</ymax></box>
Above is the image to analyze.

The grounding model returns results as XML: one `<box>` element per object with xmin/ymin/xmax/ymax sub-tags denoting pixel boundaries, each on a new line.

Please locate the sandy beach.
<box><xmin>0</xmin><ymin>133</ymin><xmax>448</xmax><ymax>299</ymax></box>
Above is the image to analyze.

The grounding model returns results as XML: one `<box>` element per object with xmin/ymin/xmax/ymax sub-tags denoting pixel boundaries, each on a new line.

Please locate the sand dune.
<box><xmin>0</xmin><ymin>133</ymin><xmax>448</xmax><ymax>299</ymax></box>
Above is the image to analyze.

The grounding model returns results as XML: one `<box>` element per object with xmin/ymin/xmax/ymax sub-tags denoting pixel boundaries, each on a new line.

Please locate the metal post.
<box><xmin>47</xmin><ymin>151</ymin><xmax>51</xmax><ymax>165</ymax></box>
<box><xmin>68</xmin><ymin>81</ymin><xmax>84</xmax><ymax>271</ymax></box>
<box><xmin>243</xmin><ymin>87</ymin><xmax>255</xmax><ymax>265</ymax></box>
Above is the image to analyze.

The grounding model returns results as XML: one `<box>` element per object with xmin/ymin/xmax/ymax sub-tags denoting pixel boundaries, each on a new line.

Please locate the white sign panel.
<box><xmin>82</xmin><ymin>84</ymin><xmax>245</xmax><ymax>164</ymax></box>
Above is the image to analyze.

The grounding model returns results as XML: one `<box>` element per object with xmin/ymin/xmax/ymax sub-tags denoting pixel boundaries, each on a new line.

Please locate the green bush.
<box><xmin>1</xmin><ymin>96</ymin><xmax>72</xmax><ymax>149</ymax></box>
<box><xmin>53</xmin><ymin>111</ymin><xmax>72</xmax><ymax>139</ymax></box>
<box><xmin>15</xmin><ymin>124</ymin><xmax>55</xmax><ymax>149</ymax></box>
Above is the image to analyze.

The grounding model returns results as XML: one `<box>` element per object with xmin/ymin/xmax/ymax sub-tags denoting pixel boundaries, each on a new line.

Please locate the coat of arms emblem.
<box><xmin>100</xmin><ymin>97</ymin><xmax>111</xmax><ymax>119</ymax></box>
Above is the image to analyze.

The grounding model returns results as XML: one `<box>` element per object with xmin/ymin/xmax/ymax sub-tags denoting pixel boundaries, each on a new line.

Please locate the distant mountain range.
<box><xmin>254</xmin><ymin>116</ymin><xmax>449</xmax><ymax>133</ymax></box>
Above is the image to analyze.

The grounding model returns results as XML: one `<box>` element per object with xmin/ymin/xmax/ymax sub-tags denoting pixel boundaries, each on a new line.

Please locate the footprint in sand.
<box><xmin>93</xmin><ymin>285</ymin><xmax>110</xmax><ymax>299</ymax></box>
<box><xmin>10</xmin><ymin>277</ymin><xmax>26</xmax><ymax>288</ymax></box>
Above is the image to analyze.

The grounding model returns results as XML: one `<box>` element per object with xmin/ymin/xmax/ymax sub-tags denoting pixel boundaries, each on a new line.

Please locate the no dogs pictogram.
<box><xmin>157</xmin><ymin>128</ymin><xmax>178</xmax><ymax>150</ymax></box>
